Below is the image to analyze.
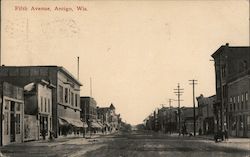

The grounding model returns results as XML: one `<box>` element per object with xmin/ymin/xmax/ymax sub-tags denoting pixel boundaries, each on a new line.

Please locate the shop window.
<box><xmin>247</xmin><ymin>116</ymin><xmax>250</xmax><ymax>131</ymax></box>
<box><xmin>5</xmin><ymin>112</ymin><xmax>9</xmax><ymax>135</ymax></box>
<box><xmin>16</xmin><ymin>114</ymin><xmax>21</xmax><ymax>134</ymax></box>
<box><xmin>239</xmin><ymin>116</ymin><xmax>243</xmax><ymax>131</ymax></box>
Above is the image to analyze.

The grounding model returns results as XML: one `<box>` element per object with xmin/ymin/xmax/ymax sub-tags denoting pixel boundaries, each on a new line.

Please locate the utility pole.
<box><xmin>168</xmin><ymin>99</ymin><xmax>175</xmax><ymax>134</ymax></box>
<box><xmin>77</xmin><ymin>57</ymin><xmax>80</xmax><ymax>80</ymax></box>
<box><xmin>174</xmin><ymin>83</ymin><xmax>184</xmax><ymax>136</ymax></box>
<box><xmin>189</xmin><ymin>79</ymin><xmax>198</xmax><ymax>136</ymax></box>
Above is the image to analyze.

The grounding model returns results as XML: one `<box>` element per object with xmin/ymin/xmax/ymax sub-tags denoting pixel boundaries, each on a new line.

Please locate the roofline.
<box><xmin>211</xmin><ymin>44</ymin><xmax>250</xmax><ymax>58</ymax></box>
<box><xmin>57</xmin><ymin>66</ymin><xmax>82</xmax><ymax>86</ymax></box>
<box><xmin>0</xmin><ymin>65</ymin><xmax>82</xmax><ymax>86</ymax></box>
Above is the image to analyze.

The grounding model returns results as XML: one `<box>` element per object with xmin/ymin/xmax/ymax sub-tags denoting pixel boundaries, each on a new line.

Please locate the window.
<box><xmin>246</xmin><ymin>92</ymin><xmax>248</xmax><ymax>101</ymax></box>
<box><xmin>241</xmin><ymin>94</ymin><xmax>244</xmax><ymax>102</ymax></box>
<box><xmin>221</xmin><ymin>65</ymin><xmax>226</xmax><ymax>78</ymax></box>
<box><xmin>75</xmin><ymin>94</ymin><xmax>78</xmax><ymax>107</ymax></box>
<box><xmin>41</xmin><ymin>97</ymin><xmax>43</xmax><ymax>112</ymax></box>
<box><xmin>16</xmin><ymin>103</ymin><xmax>20</xmax><ymax>111</ymax></box>
<box><xmin>65</xmin><ymin>88</ymin><xmax>68</xmax><ymax>103</ymax></box>
<box><xmin>5</xmin><ymin>100</ymin><xmax>10</xmax><ymax>110</ymax></box>
<box><xmin>247</xmin><ymin>116</ymin><xmax>250</xmax><ymax>131</ymax></box>
<box><xmin>5</xmin><ymin>112</ymin><xmax>9</xmax><ymax>135</ymax></box>
<box><xmin>16</xmin><ymin>114</ymin><xmax>21</xmax><ymax>134</ymax></box>
<box><xmin>69</xmin><ymin>89</ymin><xmax>71</xmax><ymax>104</ymax></box>
<box><xmin>59</xmin><ymin>85</ymin><xmax>63</xmax><ymax>103</ymax></box>
<box><xmin>229</xmin><ymin>97</ymin><xmax>232</xmax><ymax>103</ymax></box>
<box><xmin>48</xmin><ymin>99</ymin><xmax>50</xmax><ymax>113</ymax></box>
<box><xmin>233</xmin><ymin>97</ymin><xmax>236</xmax><ymax>103</ymax></box>
<box><xmin>237</xmin><ymin>96</ymin><xmax>240</xmax><ymax>103</ymax></box>
<box><xmin>44</xmin><ymin>97</ymin><xmax>47</xmax><ymax>112</ymax></box>
<box><xmin>71</xmin><ymin>92</ymin><xmax>74</xmax><ymax>106</ymax></box>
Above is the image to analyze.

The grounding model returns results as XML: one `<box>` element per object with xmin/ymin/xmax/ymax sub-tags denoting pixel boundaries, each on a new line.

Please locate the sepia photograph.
<box><xmin>0</xmin><ymin>0</ymin><xmax>250</xmax><ymax>156</ymax></box>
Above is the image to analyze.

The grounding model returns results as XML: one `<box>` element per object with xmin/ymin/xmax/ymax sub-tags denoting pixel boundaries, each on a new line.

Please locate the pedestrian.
<box><xmin>199</xmin><ymin>128</ymin><xmax>202</xmax><ymax>135</ymax></box>
<box><xmin>224</xmin><ymin>129</ymin><xmax>228</xmax><ymax>141</ymax></box>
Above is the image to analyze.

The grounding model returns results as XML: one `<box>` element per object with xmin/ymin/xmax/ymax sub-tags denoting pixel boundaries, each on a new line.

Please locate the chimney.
<box><xmin>225</xmin><ymin>43</ymin><xmax>229</xmax><ymax>46</ymax></box>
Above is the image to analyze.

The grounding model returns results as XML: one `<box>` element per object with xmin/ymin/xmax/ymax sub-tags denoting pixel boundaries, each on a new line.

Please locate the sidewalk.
<box><xmin>196</xmin><ymin>135</ymin><xmax>250</xmax><ymax>151</ymax></box>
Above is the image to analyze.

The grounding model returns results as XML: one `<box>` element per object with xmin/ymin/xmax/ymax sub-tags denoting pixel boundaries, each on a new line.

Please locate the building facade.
<box><xmin>212</xmin><ymin>44</ymin><xmax>250</xmax><ymax>137</ymax></box>
<box><xmin>196</xmin><ymin>94</ymin><xmax>216</xmax><ymax>135</ymax></box>
<box><xmin>0</xmin><ymin>66</ymin><xmax>82</xmax><ymax>137</ymax></box>
<box><xmin>80</xmin><ymin>97</ymin><xmax>102</xmax><ymax>134</ymax></box>
<box><xmin>24</xmin><ymin>80</ymin><xmax>55</xmax><ymax>140</ymax></box>
<box><xmin>0</xmin><ymin>82</ymin><xmax>24</xmax><ymax>146</ymax></box>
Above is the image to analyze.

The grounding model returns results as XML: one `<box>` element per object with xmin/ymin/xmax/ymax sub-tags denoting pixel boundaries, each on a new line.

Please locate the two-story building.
<box><xmin>212</xmin><ymin>43</ymin><xmax>250</xmax><ymax>137</ymax></box>
<box><xmin>0</xmin><ymin>66</ymin><xmax>83</xmax><ymax>137</ymax></box>
<box><xmin>196</xmin><ymin>94</ymin><xmax>216</xmax><ymax>135</ymax></box>
<box><xmin>23</xmin><ymin>80</ymin><xmax>55</xmax><ymax>140</ymax></box>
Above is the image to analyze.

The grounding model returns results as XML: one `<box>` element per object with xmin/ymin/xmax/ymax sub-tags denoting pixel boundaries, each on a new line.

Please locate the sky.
<box><xmin>1</xmin><ymin>0</ymin><xmax>249</xmax><ymax>125</ymax></box>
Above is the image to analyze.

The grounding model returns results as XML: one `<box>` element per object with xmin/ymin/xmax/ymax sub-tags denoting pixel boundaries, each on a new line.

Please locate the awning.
<box><xmin>58</xmin><ymin>118</ymin><xmax>68</xmax><ymax>126</ymax></box>
<box><xmin>104</xmin><ymin>123</ymin><xmax>110</xmax><ymax>127</ymax></box>
<box><xmin>97</xmin><ymin>122</ymin><xmax>104</xmax><ymax>128</ymax></box>
<box><xmin>90</xmin><ymin>122</ymin><xmax>102</xmax><ymax>128</ymax></box>
<box><xmin>59</xmin><ymin>117</ymin><xmax>84</xmax><ymax>128</ymax></box>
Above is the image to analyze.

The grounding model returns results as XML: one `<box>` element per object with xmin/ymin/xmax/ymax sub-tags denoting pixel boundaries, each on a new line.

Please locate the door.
<box><xmin>10</xmin><ymin>101</ymin><xmax>15</xmax><ymax>142</ymax></box>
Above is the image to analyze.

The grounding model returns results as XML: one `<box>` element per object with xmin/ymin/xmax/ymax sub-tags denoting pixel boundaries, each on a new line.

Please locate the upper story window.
<box><xmin>65</xmin><ymin>88</ymin><xmax>68</xmax><ymax>103</ymax></box>
<box><xmin>41</xmin><ymin>96</ymin><xmax>43</xmax><ymax>112</ymax></box>
<box><xmin>221</xmin><ymin>65</ymin><xmax>226</xmax><ymax>78</ymax></box>
<box><xmin>246</xmin><ymin>92</ymin><xmax>248</xmax><ymax>102</ymax></box>
<box><xmin>75</xmin><ymin>94</ymin><xmax>78</xmax><ymax>107</ymax></box>
<box><xmin>59</xmin><ymin>85</ymin><xmax>63</xmax><ymax>103</ymax></box>
<box><xmin>71</xmin><ymin>92</ymin><xmax>74</xmax><ymax>106</ymax></box>
<box><xmin>48</xmin><ymin>99</ymin><xmax>51</xmax><ymax>113</ymax></box>
<box><xmin>44</xmin><ymin>97</ymin><xmax>47</xmax><ymax>112</ymax></box>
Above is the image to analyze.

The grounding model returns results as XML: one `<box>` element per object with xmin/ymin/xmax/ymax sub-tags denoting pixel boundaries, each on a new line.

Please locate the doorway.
<box><xmin>10</xmin><ymin>101</ymin><xmax>15</xmax><ymax>142</ymax></box>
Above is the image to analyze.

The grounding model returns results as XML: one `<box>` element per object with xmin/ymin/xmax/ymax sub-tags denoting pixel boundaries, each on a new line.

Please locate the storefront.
<box><xmin>1</xmin><ymin>82</ymin><xmax>24</xmax><ymax>146</ymax></box>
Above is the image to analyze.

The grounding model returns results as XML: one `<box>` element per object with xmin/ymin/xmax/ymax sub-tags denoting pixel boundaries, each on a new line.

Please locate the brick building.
<box><xmin>212</xmin><ymin>44</ymin><xmax>250</xmax><ymax>137</ymax></box>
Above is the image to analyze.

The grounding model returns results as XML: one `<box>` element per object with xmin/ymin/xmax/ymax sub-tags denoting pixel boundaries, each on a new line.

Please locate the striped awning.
<box><xmin>59</xmin><ymin>117</ymin><xmax>85</xmax><ymax>128</ymax></box>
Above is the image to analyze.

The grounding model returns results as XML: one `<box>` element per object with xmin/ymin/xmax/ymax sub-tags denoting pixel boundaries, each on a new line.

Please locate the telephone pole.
<box><xmin>189</xmin><ymin>79</ymin><xmax>198</xmax><ymax>136</ymax></box>
<box><xmin>174</xmin><ymin>83</ymin><xmax>184</xmax><ymax>135</ymax></box>
<box><xmin>168</xmin><ymin>99</ymin><xmax>176</xmax><ymax>134</ymax></box>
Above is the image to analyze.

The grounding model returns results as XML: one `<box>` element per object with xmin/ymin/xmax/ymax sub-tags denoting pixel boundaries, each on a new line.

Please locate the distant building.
<box><xmin>23</xmin><ymin>80</ymin><xmax>55</xmax><ymax>141</ymax></box>
<box><xmin>196</xmin><ymin>94</ymin><xmax>216</xmax><ymax>135</ymax></box>
<box><xmin>212</xmin><ymin>44</ymin><xmax>250</xmax><ymax>137</ymax></box>
<box><xmin>80</xmin><ymin>97</ymin><xmax>102</xmax><ymax>134</ymax></box>
<box><xmin>97</xmin><ymin>107</ymin><xmax>111</xmax><ymax>133</ymax></box>
<box><xmin>0</xmin><ymin>66</ymin><xmax>83</xmax><ymax>137</ymax></box>
<box><xmin>180</xmin><ymin>107</ymin><xmax>198</xmax><ymax>134</ymax></box>
<box><xmin>0</xmin><ymin>82</ymin><xmax>24</xmax><ymax>146</ymax></box>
